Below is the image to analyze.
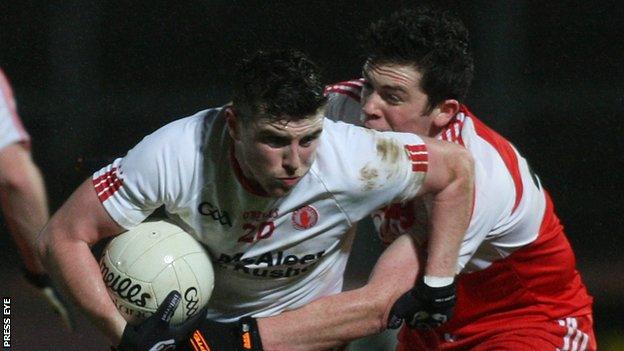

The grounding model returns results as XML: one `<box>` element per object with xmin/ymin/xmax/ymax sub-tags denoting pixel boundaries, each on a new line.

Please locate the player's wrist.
<box><xmin>423</xmin><ymin>275</ymin><xmax>454</xmax><ymax>288</ymax></box>
<box><xmin>190</xmin><ymin>317</ymin><xmax>264</xmax><ymax>351</ymax></box>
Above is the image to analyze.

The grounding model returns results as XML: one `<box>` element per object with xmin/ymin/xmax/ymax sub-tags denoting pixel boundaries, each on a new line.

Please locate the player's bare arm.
<box><xmin>0</xmin><ymin>143</ymin><xmax>49</xmax><ymax>274</ymax></box>
<box><xmin>416</xmin><ymin>136</ymin><xmax>474</xmax><ymax>279</ymax></box>
<box><xmin>256</xmin><ymin>233</ymin><xmax>422</xmax><ymax>351</ymax></box>
<box><xmin>37</xmin><ymin>178</ymin><xmax>127</xmax><ymax>344</ymax></box>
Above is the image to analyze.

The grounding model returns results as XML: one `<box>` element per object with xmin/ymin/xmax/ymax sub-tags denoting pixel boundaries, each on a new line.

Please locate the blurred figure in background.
<box><xmin>0</xmin><ymin>68</ymin><xmax>72</xmax><ymax>329</ymax></box>
<box><xmin>326</xmin><ymin>6</ymin><xmax>595</xmax><ymax>350</ymax></box>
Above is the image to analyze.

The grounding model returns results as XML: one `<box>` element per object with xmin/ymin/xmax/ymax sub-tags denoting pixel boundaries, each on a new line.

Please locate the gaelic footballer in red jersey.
<box><xmin>325</xmin><ymin>5</ymin><xmax>595</xmax><ymax>350</ymax></box>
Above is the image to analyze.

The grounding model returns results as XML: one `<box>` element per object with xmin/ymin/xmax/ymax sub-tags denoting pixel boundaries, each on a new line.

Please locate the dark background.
<box><xmin>1</xmin><ymin>1</ymin><xmax>622</xmax><ymax>349</ymax></box>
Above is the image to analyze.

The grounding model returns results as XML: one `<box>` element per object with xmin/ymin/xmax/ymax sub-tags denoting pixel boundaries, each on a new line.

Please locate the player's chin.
<box><xmin>265</xmin><ymin>182</ymin><xmax>296</xmax><ymax>197</ymax></box>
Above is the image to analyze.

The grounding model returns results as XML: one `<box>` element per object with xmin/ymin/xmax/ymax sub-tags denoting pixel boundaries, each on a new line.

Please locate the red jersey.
<box><xmin>326</xmin><ymin>80</ymin><xmax>595</xmax><ymax>350</ymax></box>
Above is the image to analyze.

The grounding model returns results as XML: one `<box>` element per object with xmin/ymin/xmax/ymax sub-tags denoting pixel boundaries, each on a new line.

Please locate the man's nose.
<box><xmin>283</xmin><ymin>145</ymin><xmax>301</xmax><ymax>174</ymax></box>
<box><xmin>362</xmin><ymin>92</ymin><xmax>382</xmax><ymax>122</ymax></box>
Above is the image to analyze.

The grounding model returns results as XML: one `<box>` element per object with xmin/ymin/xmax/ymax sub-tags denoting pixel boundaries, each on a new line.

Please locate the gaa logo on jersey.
<box><xmin>292</xmin><ymin>205</ymin><xmax>319</xmax><ymax>230</ymax></box>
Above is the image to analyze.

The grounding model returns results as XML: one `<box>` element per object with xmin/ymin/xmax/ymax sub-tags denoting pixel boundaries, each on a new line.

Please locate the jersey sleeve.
<box><xmin>0</xmin><ymin>69</ymin><xmax>30</xmax><ymax>151</ymax></box>
<box><xmin>92</xmin><ymin>116</ymin><xmax>202</xmax><ymax>229</ymax></box>
<box><xmin>324</xmin><ymin>79</ymin><xmax>365</xmax><ymax>126</ymax></box>
<box><xmin>317</xmin><ymin>119</ymin><xmax>428</xmax><ymax>224</ymax></box>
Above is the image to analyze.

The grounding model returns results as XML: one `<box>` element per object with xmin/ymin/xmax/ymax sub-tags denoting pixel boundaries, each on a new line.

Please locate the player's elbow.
<box><xmin>36</xmin><ymin>217</ymin><xmax>67</xmax><ymax>270</ymax></box>
<box><xmin>37</xmin><ymin>222</ymin><xmax>55</xmax><ymax>267</ymax></box>
<box><xmin>360</xmin><ymin>286</ymin><xmax>398</xmax><ymax>333</ymax></box>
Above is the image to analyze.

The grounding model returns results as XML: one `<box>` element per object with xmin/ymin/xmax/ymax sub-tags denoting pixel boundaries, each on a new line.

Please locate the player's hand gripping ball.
<box><xmin>100</xmin><ymin>220</ymin><xmax>214</xmax><ymax>325</ymax></box>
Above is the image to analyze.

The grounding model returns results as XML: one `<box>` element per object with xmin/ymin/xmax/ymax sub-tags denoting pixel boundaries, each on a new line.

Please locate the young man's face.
<box><xmin>232</xmin><ymin>110</ymin><xmax>324</xmax><ymax>197</ymax></box>
<box><xmin>361</xmin><ymin>62</ymin><xmax>437</xmax><ymax>136</ymax></box>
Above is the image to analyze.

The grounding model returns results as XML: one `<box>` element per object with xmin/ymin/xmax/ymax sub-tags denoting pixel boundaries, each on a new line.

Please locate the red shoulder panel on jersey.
<box><xmin>93</xmin><ymin>167</ymin><xmax>124</xmax><ymax>202</ymax></box>
<box><xmin>462</xmin><ymin>106</ymin><xmax>524</xmax><ymax>213</ymax></box>
<box><xmin>324</xmin><ymin>79</ymin><xmax>364</xmax><ymax>102</ymax></box>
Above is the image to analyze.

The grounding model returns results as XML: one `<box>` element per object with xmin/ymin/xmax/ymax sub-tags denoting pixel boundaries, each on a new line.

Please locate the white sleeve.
<box><xmin>318</xmin><ymin>120</ymin><xmax>428</xmax><ymax>224</ymax></box>
<box><xmin>0</xmin><ymin>70</ymin><xmax>29</xmax><ymax>150</ymax></box>
<box><xmin>92</xmin><ymin>117</ymin><xmax>201</xmax><ymax>229</ymax></box>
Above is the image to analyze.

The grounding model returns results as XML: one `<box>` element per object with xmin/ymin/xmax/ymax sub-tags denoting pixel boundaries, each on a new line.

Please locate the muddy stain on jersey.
<box><xmin>376</xmin><ymin>137</ymin><xmax>405</xmax><ymax>180</ymax></box>
<box><xmin>359</xmin><ymin>164</ymin><xmax>379</xmax><ymax>191</ymax></box>
<box><xmin>376</xmin><ymin>138</ymin><xmax>401</xmax><ymax>163</ymax></box>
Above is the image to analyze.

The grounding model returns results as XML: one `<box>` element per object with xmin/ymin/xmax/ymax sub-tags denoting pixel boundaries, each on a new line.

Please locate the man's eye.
<box><xmin>263</xmin><ymin>137</ymin><xmax>288</xmax><ymax>147</ymax></box>
<box><xmin>300</xmin><ymin>136</ymin><xmax>317</xmax><ymax>147</ymax></box>
<box><xmin>384</xmin><ymin>94</ymin><xmax>402</xmax><ymax>104</ymax></box>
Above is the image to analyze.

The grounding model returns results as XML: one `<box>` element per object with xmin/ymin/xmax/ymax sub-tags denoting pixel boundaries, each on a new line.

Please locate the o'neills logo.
<box><xmin>99</xmin><ymin>260</ymin><xmax>151</xmax><ymax>307</ymax></box>
<box><xmin>292</xmin><ymin>205</ymin><xmax>318</xmax><ymax>230</ymax></box>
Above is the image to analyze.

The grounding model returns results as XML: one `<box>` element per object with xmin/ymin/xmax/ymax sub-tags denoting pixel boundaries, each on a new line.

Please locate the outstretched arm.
<box><xmin>258</xmin><ymin>233</ymin><xmax>422</xmax><ymax>351</ymax></box>
<box><xmin>417</xmin><ymin>136</ymin><xmax>474</xmax><ymax>280</ymax></box>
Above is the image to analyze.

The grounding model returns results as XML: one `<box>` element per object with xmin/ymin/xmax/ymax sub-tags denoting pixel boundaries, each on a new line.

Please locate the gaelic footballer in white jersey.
<box><xmin>93</xmin><ymin>107</ymin><xmax>429</xmax><ymax>322</ymax></box>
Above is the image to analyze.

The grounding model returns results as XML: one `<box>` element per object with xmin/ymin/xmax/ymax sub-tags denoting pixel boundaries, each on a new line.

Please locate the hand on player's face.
<box><xmin>237</xmin><ymin>112</ymin><xmax>324</xmax><ymax>197</ymax></box>
<box><xmin>361</xmin><ymin>62</ymin><xmax>434</xmax><ymax>136</ymax></box>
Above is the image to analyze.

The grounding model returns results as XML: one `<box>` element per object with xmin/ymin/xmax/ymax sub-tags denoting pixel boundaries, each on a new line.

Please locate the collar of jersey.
<box><xmin>436</xmin><ymin>104</ymin><xmax>469</xmax><ymax>145</ymax></box>
<box><xmin>229</xmin><ymin>145</ymin><xmax>271</xmax><ymax>197</ymax></box>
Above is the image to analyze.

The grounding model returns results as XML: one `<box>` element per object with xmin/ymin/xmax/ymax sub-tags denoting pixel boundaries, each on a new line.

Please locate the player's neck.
<box><xmin>229</xmin><ymin>145</ymin><xmax>270</xmax><ymax>197</ymax></box>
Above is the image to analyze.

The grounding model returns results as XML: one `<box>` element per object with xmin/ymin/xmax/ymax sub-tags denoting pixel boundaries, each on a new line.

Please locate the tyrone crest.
<box><xmin>292</xmin><ymin>205</ymin><xmax>319</xmax><ymax>230</ymax></box>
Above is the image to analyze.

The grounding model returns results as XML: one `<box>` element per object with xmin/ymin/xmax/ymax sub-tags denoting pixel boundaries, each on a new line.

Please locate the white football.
<box><xmin>99</xmin><ymin>220</ymin><xmax>214</xmax><ymax>325</ymax></box>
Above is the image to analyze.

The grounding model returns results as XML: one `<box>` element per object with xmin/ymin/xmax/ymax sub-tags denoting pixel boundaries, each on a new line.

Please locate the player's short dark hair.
<box><xmin>232</xmin><ymin>49</ymin><xmax>327</xmax><ymax>123</ymax></box>
<box><xmin>363</xmin><ymin>6</ymin><xmax>474</xmax><ymax>111</ymax></box>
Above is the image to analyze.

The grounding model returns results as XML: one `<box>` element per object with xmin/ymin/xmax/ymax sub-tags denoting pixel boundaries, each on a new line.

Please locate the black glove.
<box><xmin>115</xmin><ymin>290</ymin><xmax>206</xmax><ymax>351</ymax></box>
<box><xmin>387</xmin><ymin>279</ymin><xmax>456</xmax><ymax>329</ymax></box>
<box><xmin>186</xmin><ymin>317</ymin><xmax>263</xmax><ymax>351</ymax></box>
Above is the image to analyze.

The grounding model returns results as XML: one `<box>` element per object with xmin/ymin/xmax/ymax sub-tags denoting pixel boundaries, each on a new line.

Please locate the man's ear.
<box><xmin>432</xmin><ymin>99</ymin><xmax>460</xmax><ymax>128</ymax></box>
<box><xmin>225</xmin><ymin>106</ymin><xmax>240</xmax><ymax>141</ymax></box>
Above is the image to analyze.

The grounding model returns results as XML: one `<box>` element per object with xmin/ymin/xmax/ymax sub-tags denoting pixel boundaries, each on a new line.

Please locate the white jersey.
<box><xmin>0</xmin><ymin>69</ymin><xmax>30</xmax><ymax>151</ymax></box>
<box><xmin>325</xmin><ymin>80</ymin><xmax>546</xmax><ymax>273</ymax></box>
<box><xmin>93</xmin><ymin>107</ymin><xmax>427</xmax><ymax>321</ymax></box>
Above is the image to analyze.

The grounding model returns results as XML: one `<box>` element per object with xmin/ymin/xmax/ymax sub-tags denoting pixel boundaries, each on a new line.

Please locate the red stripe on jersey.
<box><xmin>405</xmin><ymin>144</ymin><xmax>428</xmax><ymax>173</ymax></box>
<box><xmin>324</xmin><ymin>87</ymin><xmax>361</xmax><ymax>102</ymax></box>
<box><xmin>405</xmin><ymin>144</ymin><xmax>426</xmax><ymax>152</ymax></box>
<box><xmin>0</xmin><ymin>69</ymin><xmax>29</xmax><ymax>141</ymax></box>
<box><xmin>438</xmin><ymin>116</ymin><xmax>465</xmax><ymax>146</ymax></box>
<box><xmin>324</xmin><ymin>79</ymin><xmax>364</xmax><ymax>100</ymax></box>
<box><xmin>326</xmin><ymin>80</ymin><xmax>363</xmax><ymax>89</ymax></box>
<box><xmin>93</xmin><ymin>168</ymin><xmax>124</xmax><ymax>202</ymax></box>
<box><xmin>462</xmin><ymin>106</ymin><xmax>523</xmax><ymax>213</ymax></box>
<box><xmin>98</xmin><ymin>177</ymin><xmax>123</xmax><ymax>202</ymax></box>
<box><xmin>340</xmin><ymin>81</ymin><xmax>363</xmax><ymax>89</ymax></box>
<box><xmin>412</xmin><ymin>164</ymin><xmax>428</xmax><ymax>172</ymax></box>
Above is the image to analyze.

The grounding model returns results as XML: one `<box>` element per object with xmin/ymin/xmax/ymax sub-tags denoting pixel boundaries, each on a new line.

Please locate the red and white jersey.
<box><xmin>326</xmin><ymin>80</ymin><xmax>594</xmax><ymax>348</ymax></box>
<box><xmin>93</xmin><ymin>107</ymin><xmax>427</xmax><ymax>321</ymax></box>
<box><xmin>0</xmin><ymin>69</ymin><xmax>30</xmax><ymax>151</ymax></box>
